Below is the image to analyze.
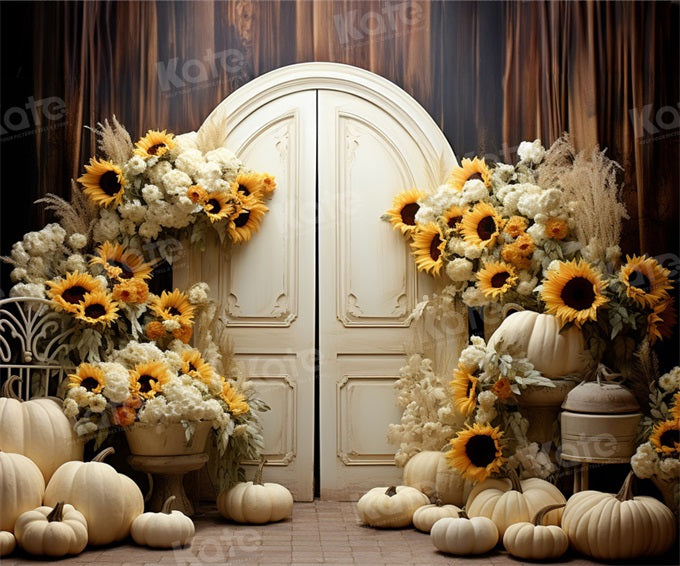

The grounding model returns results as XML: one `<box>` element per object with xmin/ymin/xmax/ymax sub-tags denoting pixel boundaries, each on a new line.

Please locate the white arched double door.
<box><xmin>176</xmin><ymin>63</ymin><xmax>456</xmax><ymax>500</ymax></box>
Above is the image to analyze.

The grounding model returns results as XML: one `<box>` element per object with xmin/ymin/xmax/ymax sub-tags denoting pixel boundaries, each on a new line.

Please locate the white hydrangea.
<box><xmin>10</xmin><ymin>268</ymin><xmax>27</xmax><ymax>283</ymax></box>
<box><xmin>517</xmin><ymin>140</ymin><xmax>545</xmax><ymax>164</ymax></box>
<box><xmin>138</xmin><ymin>221</ymin><xmax>162</xmax><ymax>240</ymax></box>
<box><xmin>88</xmin><ymin>394</ymin><xmax>107</xmax><ymax>413</ymax></box>
<box><xmin>75</xmin><ymin>421</ymin><xmax>98</xmax><ymax>436</ymax></box>
<box><xmin>99</xmin><ymin>362</ymin><xmax>131</xmax><ymax>403</ymax></box>
<box><xmin>517</xmin><ymin>193</ymin><xmax>542</xmax><ymax>219</ymax></box>
<box><xmin>462</xmin><ymin>285</ymin><xmax>489</xmax><ymax>307</ymax></box>
<box><xmin>205</xmin><ymin>147</ymin><xmax>241</xmax><ymax>171</ymax></box>
<box><xmin>195</xmin><ymin>162</ymin><xmax>222</xmax><ymax>184</ymax></box>
<box><xmin>10</xmin><ymin>242</ymin><xmax>30</xmax><ymax>265</ymax></box>
<box><xmin>475</xmin><ymin>405</ymin><xmax>497</xmax><ymax>424</ymax></box>
<box><xmin>526</xmin><ymin>222</ymin><xmax>547</xmax><ymax>245</ymax></box>
<box><xmin>631</xmin><ymin>442</ymin><xmax>659</xmax><ymax>478</ymax></box>
<box><xmin>113</xmin><ymin>340</ymin><xmax>165</xmax><ymax>367</ymax></box>
<box><xmin>146</xmin><ymin>161</ymin><xmax>173</xmax><ymax>186</ymax></box>
<box><xmin>490</xmin><ymin>163</ymin><xmax>515</xmax><ymax>185</ymax></box>
<box><xmin>446</xmin><ymin>258</ymin><xmax>474</xmax><ymax>282</ymax></box>
<box><xmin>68</xmin><ymin>386</ymin><xmax>91</xmax><ymax>406</ymax></box>
<box><xmin>415</xmin><ymin>185</ymin><xmax>461</xmax><ymax>224</ymax></box>
<box><xmin>63</xmin><ymin>398</ymin><xmax>79</xmax><ymax>417</ymax></box>
<box><xmin>10</xmin><ymin>283</ymin><xmax>45</xmax><ymax>299</ymax></box>
<box><xmin>659</xmin><ymin>367</ymin><xmax>680</xmax><ymax>393</ymax></box>
<box><xmin>93</xmin><ymin>208</ymin><xmax>121</xmax><ymax>242</ymax></box>
<box><xmin>659</xmin><ymin>457</ymin><xmax>680</xmax><ymax>479</ymax></box>
<box><xmin>173</xmin><ymin>149</ymin><xmax>205</xmax><ymax>178</ymax></box>
<box><xmin>460</xmin><ymin>180</ymin><xmax>489</xmax><ymax>204</ymax></box>
<box><xmin>463</xmin><ymin>242</ymin><xmax>483</xmax><ymax>260</ymax></box>
<box><xmin>509</xmin><ymin>442</ymin><xmax>554</xmax><ymax>479</ymax></box>
<box><xmin>124</xmin><ymin>155</ymin><xmax>147</xmax><ymax>176</ymax></box>
<box><xmin>68</xmin><ymin>233</ymin><xmax>88</xmax><ymax>250</ymax></box>
<box><xmin>142</xmin><ymin>184</ymin><xmax>163</xmax><ymax>203</ymax></box>
<box><xmin>477</xmin><ymin>390</ymin><xmax>497</xmax><ymax>409</ymax></box>
<box><xmin>187</xmin><ymin>282</ymin><xmax>210</xmax><ymax>305</ymax></box>
<box><xmin>61</xmin><ymin>254</ymin><xmax>88</xmax><ymax>273</ymax></box>
<box><xmin>538</xmin><ymin>188</ymin><xmax>562</xmax><ymax>215</ymax></box>
<box><xmin>459</xmin><ymin>343</ymin><xmax>487</xmax><ymax>372</ymax></box>
<box><xmin>162</xmin><ymin>169</ymin><xmax>193</xmax><ymax>196</ymax></box>
<box><xmin>118</xmin><ymin>199</ymin><xmax>147</xmax><ymax>223</ymax></box>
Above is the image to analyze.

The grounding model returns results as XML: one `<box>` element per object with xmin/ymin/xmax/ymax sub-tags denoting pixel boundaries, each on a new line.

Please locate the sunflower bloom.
<box><xmin>235</xmin><ymin>172</ymin><xmax>266</xmax><ymax>199</ymax></box>
<box><xmin>410</xmin><ymin>223</ymin><xmax>445</xmax><ymax>275</ymax></box>
<box><xmin>77</xmin><ymin>157</ymin><xmax>127</xmax><ymax>207</ymax></box>
<box><xmin>451</xmin><ymin>367</ymin><xmax>478</xmax><ymax>417</ymax></box>
<box><xmin>74</xmin><ymin>291</ymin><xmax>119</xmax><ymax>327</ymax></box>
<box><xmin>129</xmin><ymin>361</ymin><xmax>171</xmax><ymax>399</ymax></box>
<box><xmin>620</xmin><ymin>255</ymin><xmax>673</xmax><ymax>308</ymax></box>
<box><xmin>545</xmin><ymin>217</ymin><xmax>570</xmax><ymax>240</ymax></box>
<box><xmin>504</xmin><ymin>216</ymin><xmax>529</xmax><ymax>238</ymax></box>
<box><xmin>650</xmin><ymin>419</ymin><xmax>680</xmax><ymax>455</ymax></box>
<box><xmin>541</xmin><ymin>259</ymin><xmax>609</xmax><ymax>328</ymax></box>
<box><xmin>91</xmin><ymin>241</ymin><xmax>154</xmax><ymax>281</ymax></box>
<box><xmin>181</xmin><ymin>349</ymin><xmax>215</xmax><ymax>383</ymax></box>
<box><xmin>446</xmin><ymin>423</ymin><xmax>506</xmax><ymax>483</ymax></box>
<box><xmin>150</xmin><ymin>289</ymin><xmax>196</xmax><ymax>327</ymax></box>
<box><xmin>460</xmin><ymin>202</ymin><xmax>503</xmax><ymax>248</ymax></box>
<box><xmin>447</xmin><ymin>157</ymin><xmax>491</xmax><ymax>191</ymax></box>
<box><xmin>648</xmin><ymin>298</ymin><xmax>677</xmax><ymax>345</ymax></box>
<box><xmin>226</xmin><ymin>194</ymin><xmax>269</xmax><ymax>243</ymax></box>
<box><xmin>476</xmin><ymin>261</ymin><xmax>518</xmax><ymax>300</ymax></box>
<box><xmin>441</xmin><ymin>205</ymin><xmax>466</xmax><ymax>231</ymax></box>
<box><xmin>67</xmin><ymin>363</ymin><xmax>105</xmax><ymax>394</ymax></box>
<box><xmin>46</xmin><ymin>272</ymin><xmax>100</xmax><ymax>314</ymax></box>
<box><xmin>221</xmin><ymin>381</ymin><xmax>250</xmax><ymax>416</ymax></box>
<box><xmin>134</xmin><ymin>129</ymin><xmax>176</xmax><ymax>158</ymax></box>
<box><xmin>203</xmin><ymin>190</ymin><xmax>239</xmax><ymax>223</ymax></box>
<box><xmin>385</xmin><ymin>189</ymin><xmax>427</xmax><ymax>236</ymax></box>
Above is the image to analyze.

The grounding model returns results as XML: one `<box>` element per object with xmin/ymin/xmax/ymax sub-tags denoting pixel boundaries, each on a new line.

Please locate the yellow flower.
<box><xmin>650</xmin><ymin>419</ymin><xmax>680</xmax><ymax>455</ymax></box>
<box><xmin>226</xmin><ymin>194</ymin><xmax>269</xmax><ymax>243</ymax></box>
<box><xmin>235</xmin><ymin>172</ymin><xmax>266</xmax><ymax>199</ymax></box>
<box><xmin>111</xmin><ymin>278</ymin><xmax>149</xmax><ymax>304</ymax></box>
<box><xmin>671</xmin><ymin>392</ymin><xmax>680</xmax><ymax>420</ymax></box>
<box><xmin>447</xmin><ymin>157</ymin><xmax>491</xmax><ymax>191</ymax></box>
<box><xmin>504</xmin><ymin>216</ymin><xmax>528</xmax><ymax>238</ymax></box>
<box><xmin>129</xmin><ymin>361</ymin><xmax>171</xmax><ymax>399</ymax></box>
<box><xmin>451</xmin><ymin>367</ymin><xmax>478</xmax><ymax>417</ymax></box>
<box><xmin>492</xmin><ymin>378</ymin><xmax>513</xmax><ymax>400</ymax></box>
<box><xmin>203</xmin><ymin>190</ymin><xmax>239</xmax><ymax>223</ymax></box>
<box><xmin>46</xmin><ymin>272</ymin><xmax>100</xmax><ymax>314</ymax></box>
<box><xmin>460</xmin><ymin>202</ymin><xmax>503</xmax><ymax>248</ymax></box>
<box><xmin>410</xmin><ymin>223</ymin><xmax>445</xmax><ymax>275</ymax></box>
<box><xmin>77</xmin><ymin>157</ymin><xmax>126</xmax><ymax>207</ymax></box>
<box><xmin>150</xmin><ymin>289</ymin><xmax>196</xmax><ymax>327</ymax></box>
<box><xmin>134</xmin><ymin>129</ymin><xmax>175</xmax><ymax>158</ymax></box>
<box><xmin>181</xmin><ymin>349</ymin><xmax>215</xmax><ymax>384</ymax></box>
<box><xmin>221</xmin><ymin>381</ymin><xmax>250</xmax><ymax>416</ymax></box>
<box><xmin>545</xmin><ymin>217</ymin><xmax>570</xmax><ymax>240</ymax></box>
<box><xmin>620</xmin><ymin>255</ymin><xmax>673</xmax><ymax>308</ymax></box>
<box><xmin>261</xmin><ymin>173</ymin><xmax>277</xmax><ymax>195</ymax></box>
<box><xmin>67</xmin><ymin>363</ymin><xmax>105</xmax><ymax>394</ymax></box>
<box><xmin>446</xmin><ymin>423</ymin><xmax>506</xmax><ymax>483</ymax></box>
<box><xmin>172</xmin><ymin>324</ymin><xmax>193</xmax><ymax>344</ymax></box>
<box><xmin>90</xmin><ymin>242</ymin><xmax>154</xmax><ymax>281</ymax></box>
<box><xmin>385</xmin><ymin>189</ymin><xmax>427</xmax><ymax>236</ymax></box>
<box><xmin>441</xmin><ymin>205</ymin><xmax>466</xmax><ymax>231</ymax></box>
<box><xmin>541</xmin><ymin>259</ymin><xmax>609</xmax><ymax>328</ymax></box>
<box><xmin>74</xmin><ymin>291</ymin><xmax>119</xmax><ymax>327</ymax></box>
<box><xmin>500</xmin><ymin>244</ymin><xmax>532</xmax><ymax>270</ymax></box>
<box><xmin>145</xmin><ymin>320</ymin><xmax>166</xmax><ymax>340</ymax></box>
<box><xmin>648</xmin><ymin>298</ymin><xmax>677</xmax><ymax>345</ymax></box>
<box><xmin>476</xmin><ymin>261</ymin><xmax>518</xmax><ymax>300</ymax></box>
<box><xmin>187</xmin><ymin>185</ymin><xmax>208</xmax><ymax>204</ymax></box>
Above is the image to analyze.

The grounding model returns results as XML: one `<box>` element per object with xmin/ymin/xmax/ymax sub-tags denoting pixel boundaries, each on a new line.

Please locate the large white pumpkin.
<box><xmin>0</xmin><ymin>376</ymin><xmax>83</xmax><ymax>483</ymax></box>
<box><xmin>356</xmin><ymin>486</ymin><xmax>429</xmax><ymax>528</ymax></box>
<box><xmin>403</xmin><ymin>450</ymin><xmax>473</xmax><ymax>506</ymax></box>
<box><xmin>0</xmin><ymin>451</ymin><xmax>45</xmax><ymax>532</ymax></box>
<box><xmin>486</xmin><ymin>311</ymin><xmax>586</xmax><ymax>378</ymax></box>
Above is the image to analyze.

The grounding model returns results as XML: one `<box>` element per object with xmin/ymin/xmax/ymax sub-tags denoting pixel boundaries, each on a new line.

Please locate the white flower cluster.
<box><xmin>508</xmin><ymin>441</ymin><xmax>555</xmax><ymax>479</ymax></box>
<box><xmin>632</xmin><ymin>442</ymin><xmax>680</xmax><ymax>480</ymax></box>
<box><xmin>659</xmin><ymin>367</ymin><xmax>680</xmax><ymax>393</ymax></box>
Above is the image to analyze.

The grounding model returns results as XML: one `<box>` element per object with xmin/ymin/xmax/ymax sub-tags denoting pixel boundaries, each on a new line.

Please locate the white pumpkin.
<box><xmin>217</xmin><ymin>459</ymin><xmax>293</xmax><ymax>524</ymax></box>
<box><xmin>561</xmin><ymin>472</ymin><xmax>676</xmax><ymax>560</ymax></box>
<box><xmin>486</xmin><ymin>310</ymin><xmax>586</xmax><ymax>378</ymax></box>
<box><xmin>131</xmin><ymin>496</ymin><xmax>194</xmax><ymax>548</ymax></box>
<box><xmin>0</xmin><ymin>531</ymin><xmax>15</xmax><ymax>557</ymax></box>
<box><xmin>14</xmin><ymin>501</ymin><xmax>88</xmax><ymax>557</ymax></box>
<box><xmin>356</xmin><ymin>485</ymin><xmax>429</xmax><ymax>528</ymax></box>
<box><xmin>403</xmin><ymin>450</ymin><xmax>473</xmax><ymax>506</ymax></box>
<box><xmin>466</xmin><ymin>470</ymin><xmax>566</xmax><ymax>537</ymax></box>
<box><xmin>44</xmin><ymin>447</ymin><xmax>144</xmax><ymax>546</ymax></box>
<box><xmin>0</xmin><ymin>376</ymin><xmax>83</xmax><ymax>483</ymax></box>
<box><xmin>502</xmin><ymin>503</ymin><xmax>568</xmax><ymax>560</ymax></box>
<box><xmin>430</xmin><ymin>516</ymin><xmax>498</xmax><ymax>555</ymax></box>
<box><xmin>0</xmin><ymin>451</ymin><xmax>45</xmax><ymax>532</ymax></box>
<box><xmin>412</xmin><ymin>500</ymin><xmax>463</xmax><ymax>533</ymax></box>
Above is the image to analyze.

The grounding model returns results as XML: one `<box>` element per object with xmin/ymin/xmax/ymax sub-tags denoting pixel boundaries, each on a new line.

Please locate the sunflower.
<box><xmin>67</xmin><ymin>363</ymin><xmax>105</xmax><ymax>394</ymax></box>
<box><xmin>187</xmin><ymin>185</ymin><xmax>208</xmax><ymax>204</ymax></box>
<box><xmin>441</xmin><ymin>205</ymin><xmax>466</xmax><ymax>231</ymax></box>
<box><xmin>112</xmin><ymin>278</ymin><xmax>149</xmax><ymax>304</ymax></box>
<box><xmin>648</xmin><ymin>298</ymin><xmax>677</xmax><ymax>345</ymax></box>
<box><xmin>460</xmin><ymin>202</ymin><xmax>504</xmax><ymax>249</ymax></box>
<box><xmin>446</xmin><ymin>423</ymin><xmax>506</xmax><ymax>483</ymax></box>
<box><xmin>447</xmin><ymin>157</ymin><xmax>491</xmax><ymax>191</ymax></box>
<box><xmin>545</xmin><ymin>217</ymin><xmax>570</xmax><ymax>240</ymax></box>
<box><xmin>670</xmin><ymin>392</ymin><xmax>680</xmax><ymax>420</ymax></box>
<box><xmin>385</xmin><ymin>189</ymin><xmax>427</xmax><ymax>236</ymax></box>
<box><xmin>74</xmin><ymin>291</ymin><xmax>119</xmax><ymax>326</ymax></box>
<box><xmin>261</xmin><ymin>173</ymin><xmax>277</xmax><ymax>194</ymax></box>
<box><xmin>77</xmin><ymin>157</ymin><xmax>127</xmax><ymax>208</ymax></box>
<box><xmin>620</xmin><ymin>255</ymin><xmax>673</xmax><ymax>308</ymax></box>
<box><xmin>226</xmin><ymin>195</ymin><xmax>269</xmax><ymax>243</ymax></box>
<box><xmin>203</xmin><ymin>190</ymin><xmax>239</xmax><ymax>223</ymax></box>
<box><xmin>450</xmin><ymin>367</ymin><xmax>478</xmax><ymax>417</ymax></box>
<box><xmin>91</xmin><ymin>242</ymin><xmax>154</xmax><ymax>281</ymax></box>
<box><xmin>235</xmin><ymin>172</ymin><xmax>266</xmax><ymax>199</ymax></box>
<box><xmin>134</xmin><ymin>129</ymin><xmax>176</xmax><ymax>158</ymax></box>
<box><xmin>221</xmin><ymin>381</ymin><xmax>250</xmax><ymax>416</ymax></box>
<box><xmin>541</xmin><ymin>259</ymin><xmax>609</xmax><ymax>328</ymax></box>
<box><xmin>650</xmin><ymin>419</ymin><xmax>680</xmax><ymax>455</ymax></box>
<box><xmin>410</xmin><ymin>223</ymin><xmax>445</xmax><ymax>275</ymax></box>
<box><xmin>476</xmin><ymin>261</ymin><xmax>518</xmax><ymax>300</ymax></box>
<box><xmin>150</xmin><ymin>289</ymin><xmax>196</xmax><ymax>327</ymax></box>
<box><xmin>492</xmin><ymin>377</ymin><xmax>513</xmax><ymax>400</ymax></box>
<box><xmin>46</xmin><ymin>272</ymin><xmax>100</xmax><ymax>314</ymax></box>
<box><xmin>129</xmin><ymin>360</ymin><xmax>171</xmax><ymax>399</ymax></box>
<box><xmin>504</xmin><ymin>216</ymin><xmax>529</xmax><ymax>238</ymax></box>
<box><xmin>181</xmin><ymin>349</ymin><xmax>215</xmax><ymax>383</ymax></box>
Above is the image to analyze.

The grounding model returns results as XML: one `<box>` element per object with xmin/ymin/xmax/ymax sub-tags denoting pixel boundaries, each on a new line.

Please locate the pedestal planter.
<box><xmin>516</xmin><ymin>380</ymin><xmax>577</xmax><ymax>445</ymax></box>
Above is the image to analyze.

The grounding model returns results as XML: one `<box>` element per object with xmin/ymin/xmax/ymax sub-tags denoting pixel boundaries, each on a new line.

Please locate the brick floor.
<box><xmin>2</xmin><ymin>501</ymin><xmax>678</xmax><ymax>565</ymax></box>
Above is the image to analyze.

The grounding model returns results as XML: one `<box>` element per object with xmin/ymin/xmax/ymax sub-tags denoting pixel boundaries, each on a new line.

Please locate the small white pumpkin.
<box><xmin>0</xmin><ymin>451</ymin><xmax>45</xmax><ymax>532</ymax></box>
<box><xmin>403</xmin><ymin>450</ymin><xmax>473</xmax><ymax>506</ymax></box>
<box><xmin>356</xmin><ymin>485</ymin><xmax>429</xmax><ymax>528</ymax></box>
<box><xmin>412</xmin><ymin>499</ymin><xmax>463</xmax><ymax>533</ymax></box>
<box><xmin>430</xmin><ymin>515</ymin><xmax>498</xmax><ymax>555</ymax></box>
<box><xmin>131</xmin><ymin>496</ymin><xmax>194</xmax><ymax>548</ymax></box>
<box><xmin>217</xmin><ymin>459</ymin><xmax>293</xmax><ymax>524</ymax></box>
<box><xmin>0</xmin><ymin>531</ymin><xmax>15</xmax><ymax>557</ymax></box>
<box><xmin>14</xmin><ymin>501</ymin><xmax>88</xmax><ymax>557</ymax></box>
<box><xmin>502</xmin><ymin>503</ymin><xmax>568</xmax><ymax>560</ymax></box>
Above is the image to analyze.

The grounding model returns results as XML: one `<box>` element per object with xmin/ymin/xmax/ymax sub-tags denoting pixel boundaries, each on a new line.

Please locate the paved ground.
<box><xmin>2</xmin><ymin>501</ymin><xmax>678</xmax><ymax>565</ymax></box>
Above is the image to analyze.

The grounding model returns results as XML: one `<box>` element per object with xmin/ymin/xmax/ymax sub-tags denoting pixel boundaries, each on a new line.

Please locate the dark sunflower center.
<box><xmin>99</xmin><ymin>171</ymin><xmax>122</xmax><ymax>196</ymax></box>
<box><xmin>400</xmin><ymin>203</ymin><xmax>419</xmax><ymax>226</ymax></box>
<box><xmin>430</xmin><ymin>234</ymin><xmax>442</xmax><ymax>261</ymax></box>
<box><xmin>108</xmin><ymin>259</ymin><xmax>135</xmax><ymax>279</ymax></box>
<box><xmin>477</xmin><ymin>216</ymin><xmax>497</xmax><ymax>241</ymax></box>
<box><xmin>62</xmin><ymin>285</ymin><xmax>87</xmax><ymax>304</ymax></box>
<box><xmin>80</xmin><ymin>377</ymin><xmax>100</xmax><ymax>391</ymax></box>
<box><xmin>448</xmin><ymin>215</ymin><xmax>463</xmax><ymax>229</ymax></box>
<box><xmin>465</xmin><ymin>434</ymin><xmax>497</xmax><ymax>468</ymax></box>
<box><xmin>660</xmin><ymin>429</ymin><xmax>680</xmax><ymax>448</ymax></box>
<box><xmin>146</xmin><ymin>143</ymin><xmax>166</xmax><ymax>156</ymax></box>
<box><xmin>491</xmin><ymin>272</ymin><xmax>510</xmax><ymax>288</ymax></box>
<box><xmin>189</xmin><ymin>362</ymin><xmax>197</xmax><ymax>372</ymax></box>
<box><xmin>207</xmin><ymin>199</ymin><xmax>222</xmax><ymax>214</ymax></box>
<box><xmin>137</xmin><ymin>375</ymin><xmax>154</xmax><ymax>393</ymax></box>
<box><xmin>629</xmin><ymin>269</ymin><xmax>652</xmax><ymax>294</ymax></box>
<box><xmin>561</xmin><ymin>277</ymin><xmax>596</xmax><ymax>311</ymax></box>
<box><xmin>467</xmin><ymin>172</ymin><xmax>483</xmax><ymax>183</ymax></box>
<box><xmin>84</xmin><ymin>304</ymin><xmax>107</xmax><ymax>319</ymax></box>
<box><xmin>234</xmin><ymin>210</ymin><xmax>251</xmax><ymax>228</ymax></box>
<box><xmin>466</xmin><ymin>378</ymin><xmax>475</xmax><ymax>398</ymax></box>
<box><xmin>238</xmin><ymin>184</ymin><xmax>250</xmax><ymax>196</ymax></box>
<box><xmin>168</xmin><ymin>307</ymin><xmax>182</xmax><ymax>316</ymax></box>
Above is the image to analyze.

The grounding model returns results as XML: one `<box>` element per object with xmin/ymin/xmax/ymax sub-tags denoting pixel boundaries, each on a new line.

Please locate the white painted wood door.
<box><xmin>178</xmin><ymin>63</ymin><xmax>456</xmax><ymax>501</ymax></box>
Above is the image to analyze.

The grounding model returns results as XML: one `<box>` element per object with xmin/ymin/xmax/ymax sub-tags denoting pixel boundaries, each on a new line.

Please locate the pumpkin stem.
<box><xmin>47</xmin><ymin>502</ymin><xmax>65</xmax><ymax>522</ymax></box>
<box><xmin>92</xmin><ymin>447</ymin><xmax>115</xmax><ymax>462</ymax></box>
<box><xmin>254</xmin><ymin>457</ymin><xmax>267</xmax><ymax>486</ymax></box>
<box><xmin>532</xmin><ymin>503</ymin><xmax>565</xmax><ymax>526</ymax></box>
<box><xmin>161</xmin><ymin>496</ymin><xmax>176</xmax><ymax>514</ymax></box>
<box><xmin>1</xmin><ymin>375</ymin><xmax>22</xmax><ymax>401</ymax></box>
<box><xmin>459</xmin><ymin>509</ymin><xmax>469</xmax><ymax>519</ymax></box>
<box><xmin>616</xmin><ymin>471</ymin><xmax>636</xmax><ymax>502</ymax></box>
<box><xmin>385</xmin><ymin>486</ymin><xmax>397</xmax><ymax>497</ymax></box>
<box><xmin>507</xmin><ymin>468</ymin><xmax>523</xmax><ymax>493</ymax></box>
